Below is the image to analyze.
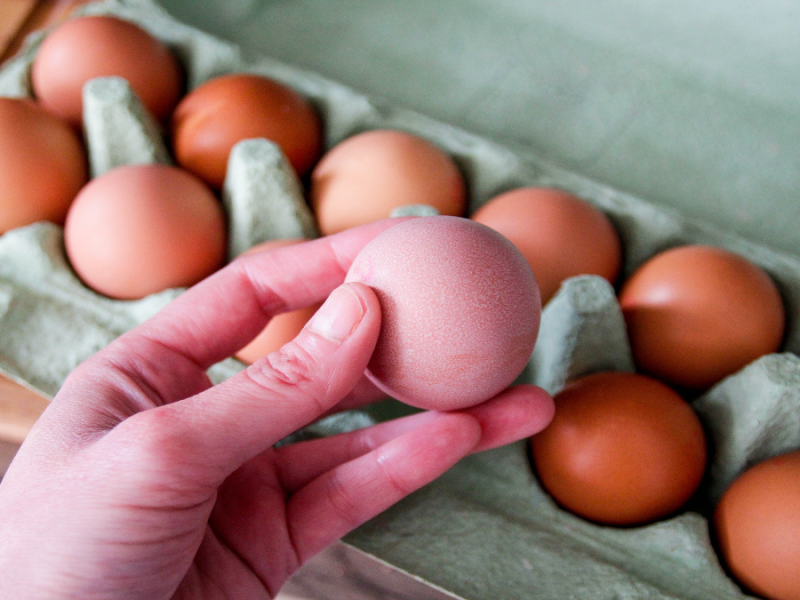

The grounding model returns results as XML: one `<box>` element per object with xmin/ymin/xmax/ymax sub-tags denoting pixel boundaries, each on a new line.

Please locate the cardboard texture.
<box><xmin>83</xmin><ymin>76</ymin><xmax>172</xmax><ymax>177</ymax></box>
<box><xmin>222</xmin><ymin>138</ymin><xmax>318</xmax><ymax>259</ymax></box>
<box><xmin>2</xmin><ymin>0</ymin><xmax>798</xmax><ymax>598</ymax></box>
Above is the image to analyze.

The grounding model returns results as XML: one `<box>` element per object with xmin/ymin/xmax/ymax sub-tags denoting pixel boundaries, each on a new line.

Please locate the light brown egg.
<box><xmin>235</xmin><ymin>239</ymin><xmax>321</xmax><ymax>364</ymax></box>
<box><xmin>471</xmin><ymin>187</ymin><xmax>622</xmax><ymax>305</ymax></box>
<box><xmin>0</xmin><ymin>98</ymin><xmax>87</xmax><ymax>233</ymax></box>
<box><xmin>345</xmin><ymin>216</ymin><xmax>539</xmax><ymax>410</ymax></box>
<box><xmin>31</xmin><ymin>15</ymin><xmax>183</xmax><ymax>127</ymax></box>
<box><xmin>715</xmin><ymin>451</ymin><xmax>800</xmax><ymax>600</ymax></box>
<box><xmin>310</xmin><ymin>130</ymin><xmax>466</xmax><ymax>236</ymax></box>
<box><xmin>619</xmin><ymin>245</ymin><xmax>785</xmax><ymax>389</ymax></box>
<box><xmin>530</xmin><ymin>371</ymin><xmax>706</xmax><ymax>526</ymax></box>
<box><xmin>64</xmin><ymin>164</ymin><xmax>226</xmax><ymax>300</ymax></box>
<box><xmin>171</xmin><ymin>73</ymin><xmax>323</xmax><ymax>189</ymax></box>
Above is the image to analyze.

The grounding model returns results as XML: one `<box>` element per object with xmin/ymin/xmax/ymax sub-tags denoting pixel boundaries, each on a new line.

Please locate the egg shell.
<box><xmin>715</xmin><ymin>450</ymin><xmax>800</xmax><ymax>600</ymax></box>
<box><xmin>311</xmin><ymin>129</ymin><xmax>467</xmax><ymax>236</ymax></box>
<box><xmin>471</xmin><ymin>187</ymin><xmax>622</xmax><ymax>305</ymax></box>
<box><xmin>234</xmin><ymin>239</ymin><xmax>321</xmax><ymax>364</ymax></box>
<box><xmin>530</xmin><ymin>371</ymin><xmax>707</xmax><ymax>526</ymax></box>
<box><xmin>345</xmin><ymin>216</ymin><xmax>540</xmax><ymax>410</ymax></box>
<box><xmin>619</xmin><ymin>245</ymin><xmax>785</xmax><ymax>389</ymax></box>
<box><xmin>0</xmin><ymin>98</ymin><xmax>87</xmax><ymax>233</ymax></box>
<box><xmin>31</xmin><ymin>15</ymin><xmax>183</xmax><ymax>127</ymax></box>
<box><xmin>171</xmin><ymin>73</ymin><xmax>323</xmax><ymax>189</ymax></box>
<box><xmin>64</xmin><ymin>164</ymin><xmax>226</xmax><ymax>300</ymax></box>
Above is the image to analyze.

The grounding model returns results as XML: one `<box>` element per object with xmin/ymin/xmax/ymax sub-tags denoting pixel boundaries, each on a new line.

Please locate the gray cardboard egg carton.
<box><xmin>0</xmin><ymin>0</ymin><xmax>318</xmax><ymax>395</ymax></box>
<box><xmin>2</xmin><ymin>0</ymin><xmax>799</xmax><ymax>598</ymax></box>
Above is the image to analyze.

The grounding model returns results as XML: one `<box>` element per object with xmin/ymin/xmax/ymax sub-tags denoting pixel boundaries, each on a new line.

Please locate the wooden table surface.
<box><xmin>0</xmin><ymin>0</ymin><xmax>93</xmax><ymax>62</ymax></box>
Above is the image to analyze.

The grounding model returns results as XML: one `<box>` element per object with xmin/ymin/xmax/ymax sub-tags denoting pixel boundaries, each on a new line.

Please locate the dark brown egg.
<box><xmin>530</xmin><ymin>371</ymin><xmax>706</xmax><ymax>526</ymax></box>
<box><xmin>171</xmin><ymin>73</ymin><xmax>322</xmax><ymax>189</ymax></box>
<box><xmin>715</xmin><ymin>451</ymin><xmax>800</xmax><ymax>600</ymax></box>
<box><xmin>619</xmin><ymin>245</ymin><xmax>785</xmax><ymax>389</ymax></box>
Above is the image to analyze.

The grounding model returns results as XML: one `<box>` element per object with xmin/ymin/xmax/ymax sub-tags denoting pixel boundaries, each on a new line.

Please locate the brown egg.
<box><xmin>619</xmin><ymin>245</ymin><xmax>785</xmax><ymax>390</ymax></box>
<box><xmin>235</xmin><ymin>239</ymin><xmax>322</xmax><ymax>364</ymax></box>
<box><xmin>0</xmin><ymin>98</ymin><xmax>87</xmax><ymax>233</ymax></box>
<box><xmin>31</xmin><ymin>15</ymin><xmax>183</xmax><ymax>127</ymax></box>
<box><xmin>471</xmin><ymin>187</ymin><xmax>622</xmax><ymax>305</ymax></box>
<box><xmin>64</xmin><ymin>164</ymin><xmax>226</xmax><ymax>300</ymax></box>
<box><xmin>345</xmin><ymin>216</ymin><xmax>539</xmax><ymax>410</ymax></box>
<box><xmin>171</xmin><ymin>73</ymin><xmax>323</xmax><ymax>189</ymax></box>
<box><xmin>530</xmin><ymin>372</ymin><xmax>706</xmax><ymax>526</ymax></box>
<box><xmin>310</xmin><ymin>130</ymin><xmax>466</xmax><ymax>236</ymax></box>
<box><xmin>715</xmin><ymin>451</ymin><xmax>800</xmax><ymax>600</ymax></box>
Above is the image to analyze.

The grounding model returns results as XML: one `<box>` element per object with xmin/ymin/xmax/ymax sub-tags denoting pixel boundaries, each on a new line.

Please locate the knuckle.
<box><xmin>323</xmin><ymin>472</ymin><xmax>364</xmax><ymax>530</ymax></box>
<box><xmin>109</xmin><ymin>410</ymin><xmax>198</xmax><ymax>484</ymax></box>
<box><xmin>349</xmin><ymin>428</ymin><xmax>381</xmax><ymax>458</ymax></box>
<box><xmin>376</xmin><ymin>452</ymin><xmax>416</xmax><ymax>497</ymax></box>
<box><xmin>121</xmin><ymin>408</ymin><xmax>187</xmax><ymax>465</ymax></box>
<box><xmin>246</xmin><ymin>345</ymin><xmax>328</xmax><ymax>409</ymax></box>
<box><xmin>264</xmin><ymin>347</ymin><xmax>317</xmax><ymax>388</ymax></box>
<box><xmin>111</xmin><ymin>409</ymin><xmax>220</xmax><ymax>500</ymax></box>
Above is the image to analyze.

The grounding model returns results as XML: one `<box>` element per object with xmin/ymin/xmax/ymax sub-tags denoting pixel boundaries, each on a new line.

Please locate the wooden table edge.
<box><xmin>0</xmin><ymin>374</ymin><xmax>49</xmax><ymax>445</ymax></box>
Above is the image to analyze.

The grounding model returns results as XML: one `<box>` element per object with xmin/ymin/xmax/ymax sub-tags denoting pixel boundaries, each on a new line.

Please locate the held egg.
<box><xmin>0</xmin><ymin>98</ymin><xmax>87</xmax><ymax>233</ymax></box>
<box><xmin>471</xmin><ymin>187</ymin><xmax>622</xmax><ymax>305</ymax></box>
<box><xmin>311</xmin><ymin>130</ymin><xmax>466</xmax><ymax>235</ymax></box>
<box><xmin>64</xmin><ymin>164</ymin><xmax>226</xmax><ymax>300</ymax></box>
<box><xmin>234</xmin><ymin>239</ymin><xmax>321</xmax><ymax>364</ymax></box>
<box><xmin>619</xmin><ymin>245</ymin><xmax>785</xmax><ymax>389</ymax></box>
<box><xmin>171</xmin><ymin>73</ymin><xmax>323</xmax><ymax>189</ymax></box>
<box><xmin>715</xmin><ymin>451</ymin><xmax>800</xmax><ymax>600</ymax></box>
<box><xmin>345</xmin><ymin>216</ymin><xmax>540</xmax><ymax>410</ymax></box>
<box><xmin>31</xmin><ymin>15</ymin><xmax>183</xmax><ymax>127</ymax></box>
<box><xmin>530</xmin><ymin>372</ymin><xmax>707</xmax><ymax>526</ymax></box>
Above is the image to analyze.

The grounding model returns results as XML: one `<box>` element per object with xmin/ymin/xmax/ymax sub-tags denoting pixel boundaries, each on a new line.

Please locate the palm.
<box><xmin>177</xmin><ymin>452</ymin><xmax>293</xmax><ymax>600</ymax></box>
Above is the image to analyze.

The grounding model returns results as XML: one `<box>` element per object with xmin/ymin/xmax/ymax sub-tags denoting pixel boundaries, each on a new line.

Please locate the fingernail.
<box><xmin>308</xmin><ymin>284</ymin><xmax>365</xmax><ymax>342</ymax></box>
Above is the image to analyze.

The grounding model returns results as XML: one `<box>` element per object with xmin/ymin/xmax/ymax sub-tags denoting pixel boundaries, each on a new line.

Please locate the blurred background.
<box><xmin>161</xmin><ymin>0</ymin><xmax>800</xmax><ymax>258</ymax></box>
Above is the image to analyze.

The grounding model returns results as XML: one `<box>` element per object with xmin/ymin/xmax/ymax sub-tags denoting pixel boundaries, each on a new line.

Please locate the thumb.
<box><xmin>116</xmin><ymin>282</ymin><xmax>381</xmax><ymax>481</ymax></box>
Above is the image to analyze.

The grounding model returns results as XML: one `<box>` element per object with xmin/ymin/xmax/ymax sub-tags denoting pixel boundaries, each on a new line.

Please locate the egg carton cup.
<box><xmin>2</xmin><ymin>0</ymin><xmax>800</xmax><ymax>598</ymax></box>
<box><xmin>82</xmin><ymin>76</ymin><xmax>172</xmax><ymax>177</ymax></box>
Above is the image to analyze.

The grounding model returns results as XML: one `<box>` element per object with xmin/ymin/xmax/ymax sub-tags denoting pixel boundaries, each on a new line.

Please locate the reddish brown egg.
<box><xmin>619</xmin><ymin>245</ymin><xmax>785</xmax><ymax>390</ymax></box>
<box><xmin>530</xmin><ymin>372</ymin><xmax>706</xmax><ymax>526</ymax></box>
<box><xmin>345</xmin><ymin>216</ymin><xmax>540</xmax><ymax>410</ymax></box>
<box><xmin>0</xmin><ymin>98</ymin><xmax>87</xmax><ymax>233</ymax></box>
<box><xmin>235</xmin><ymin>239</ymin><xmax>321</xmax><ymax>364</ymax></box>
<box><xmin>64</xmin><ymin>164</ymin><xmax>226</xmax><ymax>300</ymax></box>
<box><xmin>471</xmin><ymin>187</ymin><xmax>622</xmax><ymax>305</ymax></box>
<box><xmin>715</xmin><ymin>451</ymin><xmax>800</xmax><ymax>600</ymax></box>
<box><xmin>310</xmin><ymin>130</ymin><xmax>466</xmax><ymax>236</ymax></box>
<box><xmin>171</xmin><ymin>73</ymin><xmax>323</xmax><ymax>189</ymax></box>
<box><xmin>31</xmin><ymin>15</ymin><xmax>183</xmax><ymax>127</ymax></box>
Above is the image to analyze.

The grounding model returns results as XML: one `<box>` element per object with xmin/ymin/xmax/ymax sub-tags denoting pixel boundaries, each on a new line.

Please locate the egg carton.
<box><xmin>3</xmin><ymin>1</ymin><xmax>800</xmax><ymax>598</ymax></box>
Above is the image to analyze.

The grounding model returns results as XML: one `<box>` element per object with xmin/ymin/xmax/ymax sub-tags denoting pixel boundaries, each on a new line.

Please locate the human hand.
<box><xmin>0</xmin><ymin>219</ymin><xmax>554</xmax><ymax>600</ymax></box>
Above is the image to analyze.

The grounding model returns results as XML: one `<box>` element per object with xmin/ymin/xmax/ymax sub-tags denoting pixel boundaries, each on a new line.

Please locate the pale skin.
<box><xmin>0</xmin><ymin>219</ymin><xmax>554</xmax><ymax>599</ymax></box>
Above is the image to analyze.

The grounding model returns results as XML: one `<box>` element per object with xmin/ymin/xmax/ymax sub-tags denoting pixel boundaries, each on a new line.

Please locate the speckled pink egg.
<box><xmin>345</xmin><ymin>216</ymin><xmax>541</xmax><ymax>410</ymax></box>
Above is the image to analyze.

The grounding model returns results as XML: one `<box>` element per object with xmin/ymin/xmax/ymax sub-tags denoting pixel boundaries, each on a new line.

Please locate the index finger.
<box><xmin>115</xmin><ymin>218</ymin><xmax>406</xmax><ymax>372</ymax></box>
